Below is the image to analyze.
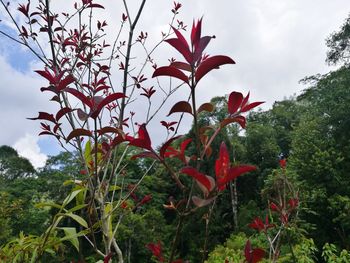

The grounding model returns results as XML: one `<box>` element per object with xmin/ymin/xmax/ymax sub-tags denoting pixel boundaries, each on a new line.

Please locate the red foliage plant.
<box><xmin>0</xmin><ymin>0</ymin><xmax>267</xmax><ymax>262</ymax></box>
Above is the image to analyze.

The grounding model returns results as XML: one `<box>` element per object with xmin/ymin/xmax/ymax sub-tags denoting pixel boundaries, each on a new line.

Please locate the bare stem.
<box><xmin>119</xmin><ymin>0</ymin><xmax>146</xmax><ymax>127</ymax></box>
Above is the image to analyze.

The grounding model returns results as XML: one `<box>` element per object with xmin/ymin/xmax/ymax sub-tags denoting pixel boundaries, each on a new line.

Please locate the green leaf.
<box><xmin>76</xmin><ymin>187</ymin><xmax>86</xmax><ymax>206</ymax></box>
<box><xmin>109</xmin><ymin>185</ymin><xmax>121</xmax><ymax>191</ymax></box>
<box><xmin>60</xmin><ymin>227</ymin><xmax>79</xmax><ymax>252</ymax></box>
<box><xmin>84</xmin><ymin>140</ymin><xmax>92</xmax><ymax>164</ymax></box>
<box><xmin>63</xmin><ymin>179</ymin><xmax>75</xmax><ymax>186</ymax></box>
<box><xmin>105</xmin><ymin>203</ymin><xmax>113</xmax><ymax>239</ymax></box>
<box><xmin>46</xmin><ymin>215</ymin><xmax>63</xmax><ymax>234</ymax></box>
<box><xmin>65</xmin><ymin>213</ymin><xmax>88</xmax><ymax>228</ymax></box>
<box><xmin>30</xmin><ymin>248</ymin><xmax>38</xmax><ymax>263</ymax></box>
<box><xmin>44</xmin><ymin>248</ymin><xmax>56</xmax><ymax>256</ymax></box>
<box><xmin>35</xmin><ymin>202</ymin><xmax>62</xmax><ymax>210</ymax></box>
<box><xmin>68</xmin><ymin>204</ymin><xmax>88</xmax><ymax>213</ymax></box>
<box><xmin>62</xmin><ymin>188</ymin><xmax>85</xmax><ymax>207</ymax></box>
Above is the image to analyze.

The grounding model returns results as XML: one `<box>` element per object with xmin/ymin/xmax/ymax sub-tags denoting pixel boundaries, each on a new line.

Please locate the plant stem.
<box><xmin>45</xmin><ymin>0</ymin><xmax>57</xmax><ymax>69</ymax></box>
<box><xmin>169</xmin><ymin>215</ymin><xmax>185</xmax><ymax>262</ymax></box>
<box><xmin>201</xmin><ymin>198</ymin><xmax>217</xmax><ymax>263</ymax></box>
<box><xmin>119</xmin><ymin>0</ymin><xmax>146</xmax><ymax>127</ymax></box>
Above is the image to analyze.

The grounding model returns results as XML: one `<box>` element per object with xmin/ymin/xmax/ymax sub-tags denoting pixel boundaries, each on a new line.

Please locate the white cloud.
<box><xmin>13</xmin><ymin>134</ymin><xmax>47</xmax><ymax>169</ymax></box>
<box><xmin>0</xmin><ymin>54</ymin><xmax>56</xmax><ymax>142</ymax></box>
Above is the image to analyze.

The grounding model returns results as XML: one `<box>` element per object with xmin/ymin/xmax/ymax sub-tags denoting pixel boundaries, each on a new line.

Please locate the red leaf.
<box><xmin>57</xmin><ymin>74</ymin><xmax>75</xmax><ymax>91</ymax></box>
<box><xmin>86</xmin><ymin>3</ymin><xmax>104</xmax><ymax>8</ymax></box>
<box><xmin>244</xmin><ymin>240</ymin><xmax>265</xmax><ymax>263</ymax></box>
<box><xmin>39</xmin><ymin>131</ymin><xmax>57</xmax><ymax>137</ymax></box>
<box><xmin>288</xmin><ymin>198</ymin><xmax>299</xmax><ymax>210</ymax></box>
<box><xmin>168</xmin><ymin>101</ymin><xmax>192</xmax><ymax>116</ymax></box>
<box><xmin>160</xmin><ymin>121</ymin><xmax>178</xmax><ymax>130</ymax></box>
<box><xmin>140</xmin><ymin>194</ymin><xmax>152</xmax><ymax>205</ymax></box>
<box><xmin>220</xmin><ymin>116</ymin><xmax>246</xmax><ymax>129</ymax></box>
<box><xmin>95</xmin><ymin>85</ymin><xmax>111</xmax><ymax>93</ymax></box>
<box><xmin>111</xmin><ymin>135</ymin><xmax>125</xmax><ymax>148</ymax></box>
<box><xmin>159</xmin><ymin>135</ymin><xmax>182</xmax><ymax>159</ymax></box>
<box><xmin>191</xmin><ymin>18</ymin><xmax>202</xmax><ymax>48</ymax></box>
<box><xmin>195</xmin><ymin>55</ymin><xmax>235</xmax><ymax>83</ymax></box>
<box><xmin>146</xmin><ymin>241</ymin><xmax>164</xmax><ymax>262</ymax></box>
<box><xmin>270</xmin><ymin>202</ymin><xmax>280</xmax><ymax>212</ymax></box>
<box><xmin>215</xmin><ymin>142</ymin><xmax>230</xmax><ymax>191</ymax></box>
<box><xmin>249</xmin><ymin>217</ymin><xmax>265</xmax><ymax>232</ymax></box>
<box><xmin>180</xmin><ymin>138</ymin><xmax>192</xmax><ymax>155</ymax></box>
<box><xmin>66</xmin><ymin>128</ymin><xmax>92</xmax><ymax>142</ymax></box>
<box><xmin>152</xmin><ymin>66</ymin><xmax>189</xmax><ymax>84</ymax></box>
<box><xmin>279</xmin><ymin>158</ymin><xmax>287</xmax><ymax>168</ymax></box>
<box><xmin>193</xmin><ymin>36</ymin><xmax>212</xmax><ymax>63</ymax></box>
<box><xmin>228</xmin><ymin>91</ymin><xmax>243</xmax><ymax>114</ymax></box>
<box><xmin>164</xmin><ymin>138</ymin><xmax>192</xmax><ymax>164</ymax></box>
<box><xmin>18</xmin><ymin>3</ymin><xmax>29</xmax><ymax>17</ymax></box>
<box><xmin>65</xmin><ymin>88</ymin><xmax>92</xmax><ymax>108</ymax></box>
<box><xmin>245</xmin><ymin>240</ymin><xmax>252</xmax><ymax>262</ymax></box>
<box><xmin>28</xmin><ymin>112</ymin><xmax>56</xmax><ymax>123</ymax></box>
<box><xmin>122</xmin><ymin>13</ymin><xmax>128</xmax><ymax>22</ymax></box>
<box><xmin>91</xmin><ymin>92</ymin><xmax>125</xmax><ymax>119</ymax></box>
<box><xmin>180</xmin><ymin>167</ymin><xmax>211</xmax><ymax>192</ymax></box>
<box><xmin>131</xmin><ymin>151</ymin><xmax>159</xmax><ymax>160</ymax></box>
<box><xmin>251</xmin><ymin>248</ymin><xmax>265</xmax><ymax>263</ymax></box>
<box><xmin>56</xmin><ymin>107</ymin><xmax>73</xmax><ymax>121</ymax></box>
<box><xmin>53</xmin><ymin>123</ymin><xmax>61</xmax><ymax>134</ymax></box>
<box><xmin>98</xmin><ymin>127</ymin><xmax>124</xmax><ymax>137</ymax></box>
<box><xmin>128</xmin><ymin>124</ymin><xmax>152</xmax><ymax>151</ymax></box>
<box><xmin>220</xmin><ymin>165</ymin><xmax>256</xmax><ymax>186</ymax></box>
<box><xmin>170</xmin><ymin>61</ymin><xmax>192</xmax><ymax>72</ymax></box>
<box><xmin>104</xmin><ymin>253</ymin><xmax>113</xmax><ymax>263</ymax></box>
<box><xmin>241</xmin><ymin>92</ymin><xmax>250</xmax><ymax>109</ymax></box>
<box><xmin>166</xmin><ymin>38</ymin><xmax>192</xmax><ymax>64</ymax></box>
<box><xmin>197</xmin><ymin>102</ymin><xmax>214</xmax><ymax>114</ymax></box>
<box><xmin>172</xmin><ymin>27</ymin><xmax>190</xmax><ymax>51</ymax></box>
<box><xmin>196</xmin><ymin>175</ymin><xmax>215</xmax><ymax>197</ymax></box>
<box><xmin>241</xmin><ymin>101</ymin><xmax>264</xmax><ymax>113</ymax></box>
<box><xmin>35</xmin><ymin>69</ymin><xmax>55</xmax><ymax>84</ymax></box>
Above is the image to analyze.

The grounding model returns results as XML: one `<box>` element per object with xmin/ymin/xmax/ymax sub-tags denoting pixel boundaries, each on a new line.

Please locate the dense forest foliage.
<box><xmin>1</xmin><ymin>5</ymin><xmax>350</xmax><ymax>263</ymax></box>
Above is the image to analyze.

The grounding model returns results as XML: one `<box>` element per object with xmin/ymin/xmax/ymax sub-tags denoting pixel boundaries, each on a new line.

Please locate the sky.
<box><xmin>0</xmin><ymin>0</ymin><xmax>349</xmax><ymax>169</ymax></box>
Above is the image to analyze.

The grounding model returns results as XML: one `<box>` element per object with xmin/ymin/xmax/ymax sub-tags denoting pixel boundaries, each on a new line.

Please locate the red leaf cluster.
<box><xmin>146</xmin><ymin>241</ymin><xmax>164</xmax><ymax>262</ymax></box>
<box><xmin>269</xmin><ymin>197</ymin><xmax>299</xmax><ymax>225</ymax></box>
<box><xmin>128</xmin><ymin>124</ymin><xmax>153</xmax><ymax>151</ymax></box>
<box><xmin>140</xmin><ymin>86</ymin><xmax>156</xmax><ymax>99</ymax></box>
<box><xmin>160</xmin><ymin>121</ymin><xmax>178</xmax><ymax>132</ymax></box>
<box><xmin>139</xmin><ymin>194</ymin><xmax>152</xmax><ymax>205</ymax></box>
<box><xmin>248</xmin><ymin>215</ymin><xmax>275</xmax><ymax>233</ymax></box>
<box><xmin>171</xmin><ymin>2</ymin><xmax>182</xmax><ymax>13</ymax></box>
<box><xmin>17</xmin><ymin>3</ymin><xmax>30</xmax><ymax>18</ymax></box>
<box><xmin>215</xmin><ymin>142</ymin><xmax>256</xmax><ymax>191</ymax></box>
<box><xmin>244</xmin><ymin>240</ymin><xmax>265</xmax><ymax>263</ymax></box>
<box><xmin>153</xmin><ymin>19</ymin><xmax>235</xmax><ymax>85</ymax></box>
<box><xmin>228</xmin><ymin>91</ymin><xmax>264</xmax><ymax>115</ymax></box>
<box><xmin>279</xmin><ymin>158</ymin><xmax>287</xmax><ymax>169</ymax></box>
<box><xmin>220</xmin><ymin>91</ymin><xmax>264</xmax><ymax>129</ymax></box>
<box><xmin>180</xmin><ymin>167</ymin><xmax>214</xmax><ymax>193</ymax></box>
<box><xmin>163</xmin><ymin>138</ymin><xmax>192</xmax><ymax>164</ymax></box>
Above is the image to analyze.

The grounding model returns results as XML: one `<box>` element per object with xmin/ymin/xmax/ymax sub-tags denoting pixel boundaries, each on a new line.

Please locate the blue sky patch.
<box><xmin>0</xmin><ymin>24</ymin><xmax>37</xmax><ymax>72</ymax></box>
<box><xmin>38</xmin><ymin>136</ymin><xmax>62</xmax><ymax>157</ymax></box>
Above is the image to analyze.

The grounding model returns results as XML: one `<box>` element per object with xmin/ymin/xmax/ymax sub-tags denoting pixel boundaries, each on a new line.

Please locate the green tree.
<box><xmin>290</xmin><ymin>67</ymin><xmax>350</xmax><ymax>250</ymax></box>
<box><xmin>0</xmin><ymin>145</ymin><xmax>35</xmax><ymax>180</ymax></box>
<box><xmin>326</xmin><ymin>13</ymin><xmax>350</xmax><ymax>66</ymax></box>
